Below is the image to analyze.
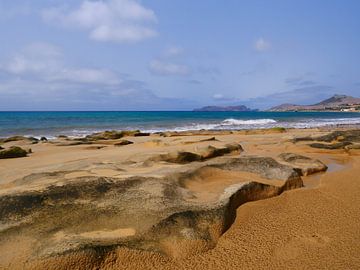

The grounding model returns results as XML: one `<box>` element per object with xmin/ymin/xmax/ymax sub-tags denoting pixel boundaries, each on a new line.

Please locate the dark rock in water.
<box><xmin>278</xmin><ymin>153</ymin><xmax>327</xmax><ymax>176</ymax></box>
<box><xmin>0</xmin><ymin>146</ymin><xmax>28</xmax><ymax>159</ymax></box>
<box><xmin>40</xmin><ymin>137</ymin><xmax>48</xmax><ymax>142</ymax></box>
<box><xmin>309</xmin><ymin>142</ymin><xmax>352</xmax><ymax>149</ymax></box>
<box><xmin>114</xmin><ymin>140</ymin><xmax>134</xmax><ymax>146</ymax></box>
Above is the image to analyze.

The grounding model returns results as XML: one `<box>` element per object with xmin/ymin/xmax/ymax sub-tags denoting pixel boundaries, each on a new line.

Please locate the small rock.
<box><xmin>0</xmin><ymin>146</ymin><xmax>28</xmax><ymax>159</ymax></box>
<box><xmin>114</xmin><ymin>140</ymin><xmax>134</xmax><ymax>146</ymax></box>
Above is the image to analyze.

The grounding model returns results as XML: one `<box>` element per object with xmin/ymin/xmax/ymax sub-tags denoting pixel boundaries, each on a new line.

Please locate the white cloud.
<box><xmin>149</xmin><ymin>60</ymin><xmax>189</xmax><ymax>76</ymax></box>
<box><xmin>213</xmin><ymin>93</ymin><xmax>224</xmax><ymax>99</ymax></box>
<box><xmin>254</xmin><ymin>38</ymin><xmax>271</xmax><ymax>52</ymax></box>
<box><xmin>164</xmin><ymin>46</ymin><xmax>184</xmax><ymax>57</ymax></box>
<box><xmin>1</xmin><ymin>42</ymin><xmax>120</xmax><ymax>85</ymax></box>
<box><xmin>42</xmin><ymin>0</ymin><xmax>157</xmax><ymax>43</ymax></box>
<box><xmin>5</xmin><ymin>43</ymin><xmax>62</xmax><ymax>74</ymax></box>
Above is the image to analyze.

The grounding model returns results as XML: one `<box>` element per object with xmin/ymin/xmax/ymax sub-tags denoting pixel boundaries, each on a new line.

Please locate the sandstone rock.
<box><xmin>85</xmin><ymin>130</ymin><xmax>149</xmax><ymax>141</ymax></box>
<box><xmin>0</xmin><ymin>155</ymin><xmax>303</xmax><ymax>263</ymax></box>
<box><xmin>114</xmin><ymin>140</ymin><xmax>134</xmax><ymax>146</ymax></box>
<box><xmin>211</xmin><ymin>156</ymin><xmax>301</xmax><ymax>182</ymax></box>
<box><xmin>183</xmin><ymin>137</ymin><xmax>218</xmax><ymax>144</ymax></box>
<box><xmin>345</xmin><ymin>143</ymin><xmax>360</xmax><ymax>150</ymax></box>
<box><xmin>153</xmin><ymin>144</ymin><xmax>243</xmax><ymax>164</ymax></box>
<box><xmin>278</xmin><ymin>153</ymin><xmax>327</xmax><ymax>176</ymax></box>
<box><xmin>0</xmin><ymin>136</ymin><xmax>39</xmax><ymax>144</ymax></box>
<box><xmin>293</xmin><ymin>130</ymin><xmax>360</xmax><ymax>150</ymax></box>
<box><xmin>133</xmin><ymin>132</ymin><xmax>150</xmax><ymax>137</ymax></box>
<box><xmin>0</xmin><ymin>146</ymin><xmax>28</xmax><ymax>159</ymax></box>
<box><xmin>309</xmin><ymin>142</ymin><xmax>352</xmax><ymax>150</ymax></box>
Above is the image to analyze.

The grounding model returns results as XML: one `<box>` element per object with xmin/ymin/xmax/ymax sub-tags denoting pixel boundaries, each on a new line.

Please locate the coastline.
<box><xmin>0</xmin><ymin>127</ymin><xmax>359</xmax><ymax>269</ymax></box>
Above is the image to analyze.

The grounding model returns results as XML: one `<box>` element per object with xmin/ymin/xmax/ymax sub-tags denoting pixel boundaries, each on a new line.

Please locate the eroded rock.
<box><xmin>0</xmin><ymin>146</ymin><xmax>28</xmax><ymax>159</ymax></box>
<box><xmin>293</xmin><ymin>130</ymin><xmax>360</xmax><ymax>149</ymax></box>
<box><xmin>278</xmin><ymin>153</ymin><xmax>327</xmax><ymax>176</ymax></box>
<box><xmin>0</xmin><ymin>155</ymin><xmax>303</xmax><ymax>265</ymax></box>
<box><xmin>153</xmin><ymin>143</ymin><xmax>243</xmax><ymax>164</ymax></box>
<box><xmin>114</xmin><ymin>140</ymin><xmax>134</xmax><ymax>146</ymax></box>
<box><xmin>0</xmin><ymin>136</ymin><xmax>39</xmax><ymax>144</ymax></box>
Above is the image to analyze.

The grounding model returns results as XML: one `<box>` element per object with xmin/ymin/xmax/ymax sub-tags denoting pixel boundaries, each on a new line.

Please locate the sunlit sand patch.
<box><xmin>80</xmin><ymin>228</ymin><xmax>136</xmax><ymax>239</ymax></box>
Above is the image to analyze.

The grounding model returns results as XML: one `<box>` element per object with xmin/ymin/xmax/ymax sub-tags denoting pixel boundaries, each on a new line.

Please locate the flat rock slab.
<box><xmin>277</xmin><ymin>153</ymin><xmax>328</xmax><ymax>176</ymax></box>
<box><xmin>293</xmin><ymin>130</ymin><xmax>360</xmax><ymax>149</ymax></box>
<box><xmin>0</xmin><ymin>155</ymin><xmax>302</xmax><ymax>261</ymax></box>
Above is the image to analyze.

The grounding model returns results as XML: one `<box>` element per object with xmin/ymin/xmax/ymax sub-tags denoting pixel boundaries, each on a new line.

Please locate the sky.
<box><xmin>0</xmin><ymin>0</ymin><xmax>359</xmax><ymax>110</ymax></box>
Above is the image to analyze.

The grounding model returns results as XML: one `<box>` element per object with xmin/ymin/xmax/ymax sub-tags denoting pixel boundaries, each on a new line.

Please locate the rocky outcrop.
<box><xmin>211</xmin><ymin>156</ymin><xmax>300</xmax><ymax>182</ymax></box>
<box><xmin>114</xmin><ymin>140</ymin><xmax>134</xmax><ymax>146</ymax></box>
<box><xmin>0</xmin><ymin>136</ymin><xmax>39</xmax><ymax>144</ymax></box>
<box><xmin>277</xmin><ymin>153</ymin><xmax>327</xmax><ymax>176</ymax></box>
<box><xmin>0</xmin><ymin>155</ymin><xmax>303</xmax><ymax>267</ymax></box>
<box><xmin>152</xmin><ymin>143</ymin><xmax>243</xmax><ymax>164</ymax></box>
<box><xmin>0</xmin><ymin>146</ymin><xmax>28</xmax><ymax>159</ymax></box>
<box><xmin>292</xmin><ymin>130</ymin><xmax>360</xmax><ymax>150</ymax></box>
<box><xmin>309</xmin><ymin>142</ymin><xmax>352</xmax><ymax>150</ymax></box>
<box><xmin>85</xmin><ymin>130</ymin><xmax>149</xmax><ymax>141</ymax></box>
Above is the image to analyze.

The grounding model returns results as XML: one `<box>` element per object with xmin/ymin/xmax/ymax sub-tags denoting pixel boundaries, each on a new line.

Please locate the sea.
<box><xmin>0</xmin><ymin>111</ymin><xmax>360</xmax><ymax>139</ymax></box>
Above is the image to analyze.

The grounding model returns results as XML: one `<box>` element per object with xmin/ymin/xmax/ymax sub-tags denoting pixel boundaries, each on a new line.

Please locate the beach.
<box><xmin>0</xmin><ymin>126</ymin><xmax>359</xmax><ymax>269</ymax></box>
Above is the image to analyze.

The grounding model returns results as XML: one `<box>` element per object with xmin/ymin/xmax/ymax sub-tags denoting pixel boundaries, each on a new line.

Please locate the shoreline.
<box><xmin>1</xmin><ymin>123</ymin><xmax>360</xmax><ymax>141</ymax></box>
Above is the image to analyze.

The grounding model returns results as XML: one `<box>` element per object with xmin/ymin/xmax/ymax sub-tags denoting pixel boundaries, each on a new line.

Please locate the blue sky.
<box><xmin>0</xmin><ymin>0</ymin><xmax>359</xmax><ymax>110</ymax></box>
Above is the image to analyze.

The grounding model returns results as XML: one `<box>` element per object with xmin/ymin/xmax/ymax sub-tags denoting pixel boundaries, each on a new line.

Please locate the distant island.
<box><xmin>193</xmin><ymin>105</ymin><xmax>256</xmax><ymax>112</ymax></box>
<box><xmin>268</xmin><ymin>94</ymin><xmax>360</xmax><ymax>112</ymax></box>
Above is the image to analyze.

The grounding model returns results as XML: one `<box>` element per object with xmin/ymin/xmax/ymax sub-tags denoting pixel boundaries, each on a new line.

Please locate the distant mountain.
<box><xmin>269</xmin><ymin>94</ymin><xmax>360</xmax><ymax>112</ymax></box>
<box><xmin>193</xmin><ymin>105</ymin><xmax>255</xmax><ymax>112</ymax></box>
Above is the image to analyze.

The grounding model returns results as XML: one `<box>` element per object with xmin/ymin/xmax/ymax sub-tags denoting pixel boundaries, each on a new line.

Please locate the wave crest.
<box><xmin>221</xmin><ymin>118</ymin><xmax>277</xmax><ymax>125</ymax></box>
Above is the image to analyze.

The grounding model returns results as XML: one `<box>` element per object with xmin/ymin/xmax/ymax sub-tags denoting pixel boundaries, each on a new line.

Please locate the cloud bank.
<box><xmin>42</xmin><ymin>0</ymin><xmax>157</xmax><ymax>43</ymax></box>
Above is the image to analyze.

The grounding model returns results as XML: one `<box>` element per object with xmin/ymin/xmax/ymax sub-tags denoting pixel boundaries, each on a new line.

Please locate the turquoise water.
<box><xmin>0</xmin><ymin>111</ymin><xmax>359</xmax><ymax>138</ymax></box>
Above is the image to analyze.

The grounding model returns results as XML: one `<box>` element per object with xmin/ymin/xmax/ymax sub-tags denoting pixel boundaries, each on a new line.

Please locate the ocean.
<box><xmin>0</xmin><ymin>111</ymin><xmax>360</xmax><ymax>138</ymax></box>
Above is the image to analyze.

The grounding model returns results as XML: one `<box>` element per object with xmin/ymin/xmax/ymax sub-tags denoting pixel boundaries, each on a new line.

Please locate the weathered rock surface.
<box><xmin>152</xmin><ymin>143</ymin><xmax>243</xmax><ymax>164</ymax></box>
<box><xmin>0</xmin><ymin>155</ymin><xmax>302</xmax><ymax>266</ymax></box>
<box><xmin>292</xmin><ymin>130</ymin><xmax>360</xmax><ymax>149</ymax></box>
<box><xmin>0</xmin><ymin>136</ymin><xmax>39</xmax><ymax>144</ymax></box>
<box><xmin>0</xmin><ymin>146</ymin><xmax>28</xmax><ymax>159</ymax></box>
<box><xmin>85</xmin><ymin>130</ymin><xmax>149</xmax><ymax>141</ymax></box>
<box><xmin>114</xmin><ymin>140</ymin><xmax>134</xmax><ymax>146</ymax></box>
<box><xmin>309</xmin><ymin>142</ymin><xmax>352</xmax><ymax>150</ymax></box>
<box><xmin>277</xmin><ymin>153</ymin><xmax>328</xmax><ymax>176</ymax></box>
